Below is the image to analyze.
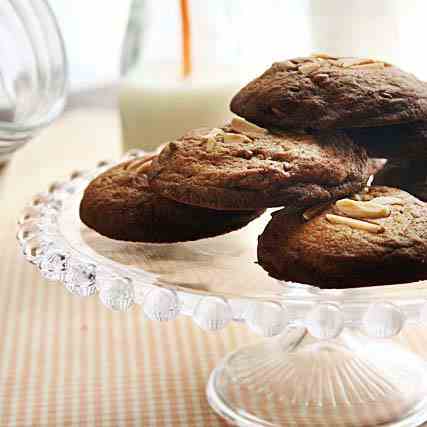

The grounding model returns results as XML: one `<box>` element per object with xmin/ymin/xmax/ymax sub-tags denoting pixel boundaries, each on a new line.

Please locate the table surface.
<box><xmin>0</xmin><ymin>109</ymin><xmax>260</xmax><ymax>427</ymax></box>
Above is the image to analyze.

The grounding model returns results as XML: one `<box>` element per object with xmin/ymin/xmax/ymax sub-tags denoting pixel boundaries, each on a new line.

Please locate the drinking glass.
<box><xmin>0</xmin><ymin>0</ymin><xmax>68</xmax><ymax>163</ymax></box>
<box><xmin>309</xmin><ymin>0</ymin><xmax>427</xmax><ymax>78</ymax></box>
<box><xmin>120</xmin><ymin>0</ymin><xmax>311</xmax><ymax>152</ymax></box>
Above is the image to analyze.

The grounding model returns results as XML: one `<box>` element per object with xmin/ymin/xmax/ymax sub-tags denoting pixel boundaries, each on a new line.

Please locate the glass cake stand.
<box><xmin>17</xmin><ymin>150</ymin><xmax>427</xmax><ymax>427</ymax></box>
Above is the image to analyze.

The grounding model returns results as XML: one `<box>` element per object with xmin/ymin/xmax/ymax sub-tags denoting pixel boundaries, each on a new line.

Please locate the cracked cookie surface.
<box><xmin>147</xmin><ymin>123</ymin><xmax>369</xmax><ymax>210</ymax></box>
<box><xmin>258</xmin><ymin>187</ymin><xmax>427</xmax><ymax>288</ymax></box>
<box><xmin>80</xmin><ymin>156</ymin><xmax>264</xmax><ymax>243</ymax></box>
<box><xmin>231</xmin><ymin>55</ymin><xmax>427</xmax><ymax>130</ymax></box>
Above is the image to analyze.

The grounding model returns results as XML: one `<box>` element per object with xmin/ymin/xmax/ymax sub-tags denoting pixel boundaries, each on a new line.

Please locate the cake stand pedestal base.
<box><xmin>207</xmin><ymin>327</ymin><xmax>427</xmax><ymax>426</ymax></box>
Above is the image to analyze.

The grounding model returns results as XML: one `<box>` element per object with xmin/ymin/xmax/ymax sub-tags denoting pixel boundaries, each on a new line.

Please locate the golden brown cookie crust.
<box><xmin>257</xmin><ymin>187</ymin><xmax>427</xmax><ymax>288</ymax></box>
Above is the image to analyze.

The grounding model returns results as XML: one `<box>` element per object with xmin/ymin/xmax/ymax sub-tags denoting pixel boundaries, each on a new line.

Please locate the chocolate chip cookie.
<box><xmin>79</xmin><ymin>156</ymin><xmax>264</xmax><ymax>243</ymax></box>
<box><xmin>148</xmin><ymin>119</ymin><xmax>370</xmax><ymax>211</ymax></box>
<box><xmin>231</xmin><ymin>55</ymin><xmax>427</xmax><ymax>130</ymax></box>
<box><xmin>258</xmin><ymin>186</ymin><xmax>427</xmax><ymax>288</ymax></box>
<box><xmin>346</xmin><ymin>121</ymin><xmax>427</xmax><ymax>160</ymax></box>
<box><xmin>374</xmin><ymin>160</ymin><xmax>427</xmax><ymax>201</ymax></box>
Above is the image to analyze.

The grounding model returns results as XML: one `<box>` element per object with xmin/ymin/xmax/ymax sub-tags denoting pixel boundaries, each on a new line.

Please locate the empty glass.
<box><xmin>0</xmin><ymin>0</ymin><xmax>68</xmax><ymax>163</ymax></box>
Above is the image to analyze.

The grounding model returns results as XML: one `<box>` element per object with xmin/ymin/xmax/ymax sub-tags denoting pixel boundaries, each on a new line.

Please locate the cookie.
<box><xmin>148</xmin><ymin>119</ymin><xmax>370</xmax><ymax>211</ymax></box>
<box><xmin>346</xmin><ymin>121</ymin><xmax>427</xmax><ymax>160</ymax></box>
<box><xmin>374</xmin><ymin>160</ymin><xmax>427</xmax><ymax>201</ymax></box>
<box><xmin>79</xmin><ymin>156</ymin><xmax>264</xmax><ymax>243</ymax></box>
<box><xmin>230</xmin><ymin>55</ymin><xmax>427</xmax><ymax>130</ymax></box>
<box><xmin>258</xmin><ymin>187</ymin><xmax>427</xmax><ymax>288</ymax></box>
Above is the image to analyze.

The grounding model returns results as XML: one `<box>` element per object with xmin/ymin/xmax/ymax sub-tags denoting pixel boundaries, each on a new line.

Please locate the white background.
<box><xmin>47</xmin><ymin>0</ymin><xmax>427</xmax><ymax>91</ymax></box>
<box><xmin>48</xmin><ymin>0</ymin><xmax>131</xmax><ymax>90</ymax></box>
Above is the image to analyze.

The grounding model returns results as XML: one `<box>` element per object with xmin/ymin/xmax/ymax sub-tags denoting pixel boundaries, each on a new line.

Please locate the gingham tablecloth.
<box><xmin>0</xmin><ymin>109</ymin><xmax>259</xmax><ymax>426</ymax></box>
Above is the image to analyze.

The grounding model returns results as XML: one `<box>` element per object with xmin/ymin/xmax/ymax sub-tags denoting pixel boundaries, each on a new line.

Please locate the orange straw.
<box><xmin>180</xmin><ymin>0</ymin><xmax>192</xmax><ymax>78</ymax></box>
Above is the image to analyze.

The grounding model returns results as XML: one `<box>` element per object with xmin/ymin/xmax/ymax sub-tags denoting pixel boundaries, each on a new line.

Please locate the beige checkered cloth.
<box><xmin>0</xmin><ymin>110</ymin><xmax>259</xmax><ymax>426</ymax></box>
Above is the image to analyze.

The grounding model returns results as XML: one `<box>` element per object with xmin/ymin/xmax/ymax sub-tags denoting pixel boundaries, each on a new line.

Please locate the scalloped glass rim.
<box><xmin>16</xmin><ymin>150</ymin><xmax>427</xmax><ymax>332</ymax></box>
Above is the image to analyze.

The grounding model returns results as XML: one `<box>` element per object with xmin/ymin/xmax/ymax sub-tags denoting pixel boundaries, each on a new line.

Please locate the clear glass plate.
<box><xmin>17</xmin><ymin>150</ymin><xmax>427</xmax><ymax>427</ymax></box>
<box><xmin>17</xmin><ymin>150</ymin><xmax>427</xmax><ymax>326</ymax></box>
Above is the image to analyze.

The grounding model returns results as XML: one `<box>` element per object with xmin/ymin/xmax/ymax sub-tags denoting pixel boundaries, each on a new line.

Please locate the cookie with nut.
<box><xmin>230</xmin><ymin>55</ymin><xmax>427</xmax><ymax>130</ymax></box>
<box><xmin>148</xmin><ymin>118</ymin><xmax>369</xmax><ymax>211</ymax></box>
<box><xmin>258</xmin><ymin>186</ymin><xmax>427</xmax><ymax>288</ymax></box>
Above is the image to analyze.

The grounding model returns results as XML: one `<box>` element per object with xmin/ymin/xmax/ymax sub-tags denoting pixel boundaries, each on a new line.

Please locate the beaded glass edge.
<box><xmin>16</xmin><ymin>149</ymin><xmax>427</xmax><ymax>339</ymax></box>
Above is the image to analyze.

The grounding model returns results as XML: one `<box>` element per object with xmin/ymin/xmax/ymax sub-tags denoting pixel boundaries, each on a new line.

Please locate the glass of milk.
<box><xmin>119</xmin><ymin>0</ymin><xmax>311</xmax><ymax>152</ymax></box>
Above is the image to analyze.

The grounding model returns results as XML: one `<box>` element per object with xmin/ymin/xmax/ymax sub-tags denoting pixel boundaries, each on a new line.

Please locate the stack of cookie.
<box><xmin>80</xmin><ymin>54</ymin><xmax>427</xmax><ymax>289</ymax></box>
